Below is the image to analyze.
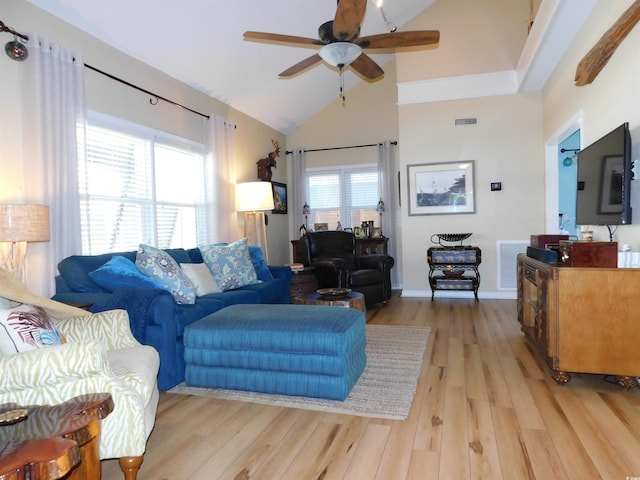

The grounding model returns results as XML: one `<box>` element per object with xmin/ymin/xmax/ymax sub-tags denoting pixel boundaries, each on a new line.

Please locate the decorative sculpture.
<box><xmin>257</xmin><ymin>139</ymin><xmax>281</xmax><ymax>181</ymax></box>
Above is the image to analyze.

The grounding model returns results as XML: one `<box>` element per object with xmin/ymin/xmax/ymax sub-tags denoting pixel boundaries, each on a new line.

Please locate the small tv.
<box><xmin>576</xmin><ymin>122</ymin><xmax>633</xmax><ymax>226</ymax></box>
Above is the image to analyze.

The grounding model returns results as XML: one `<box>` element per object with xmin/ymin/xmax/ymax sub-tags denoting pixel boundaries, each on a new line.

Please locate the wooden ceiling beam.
<box><xmin>575</xmin><ymin>0</ymin><xmax>640</xmax><ymax>86</ymax></box>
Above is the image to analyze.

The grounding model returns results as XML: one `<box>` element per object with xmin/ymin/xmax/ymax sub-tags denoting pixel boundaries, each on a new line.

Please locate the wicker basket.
<box><xmin>289</xmin><ymin>268</ymin><xmax>318</xmax><ymax>298</ymax></box>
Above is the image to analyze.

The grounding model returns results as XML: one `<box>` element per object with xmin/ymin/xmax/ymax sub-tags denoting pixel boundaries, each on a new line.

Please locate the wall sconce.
<box><xmin>0</xmin><ymin>204</ymin><xmax>50</xmax><ymax>282</ymax></box>
<box><xmin>236</xmin><ymin>182</ymin><xmax>274</xmax><ymax>261</ymax></box>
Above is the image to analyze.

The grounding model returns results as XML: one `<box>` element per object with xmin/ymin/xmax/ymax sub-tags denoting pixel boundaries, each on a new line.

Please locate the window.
<box><xmin>307</xmin><ymin>165</ymin><xmax>379</xmax><ymax>229</ymax></box>
<box><xmin>79</xmin><ymin>114</ymin><xmax>206</xmax><ymax>254</ymax></box>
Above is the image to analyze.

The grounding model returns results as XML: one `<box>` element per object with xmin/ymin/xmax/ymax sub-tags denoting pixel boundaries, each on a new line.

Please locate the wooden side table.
<box><xmin>292</xmin><ymin>291</ymin><xmax>367</xmax><ymax>314</ymax></box>
<box><xmin>0</xmin><ymin>393</ymin><xmax>114</xmax><ymax>480</ymax></box>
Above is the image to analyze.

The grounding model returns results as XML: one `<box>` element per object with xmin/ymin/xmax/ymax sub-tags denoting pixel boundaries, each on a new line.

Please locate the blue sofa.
<box><xmin>52</xmin><ymin>247</ymin><xmax>292</xmax><ymax>390</ymax></box>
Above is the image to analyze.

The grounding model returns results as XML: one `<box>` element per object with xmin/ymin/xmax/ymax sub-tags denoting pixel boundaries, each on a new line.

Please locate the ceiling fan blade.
<box><xmin>356</xmin><ymin>31</ymin><xmax>440</xmax><ymax>49</ymax></box>
<box><xmin>279</xmin><ymin>54</ymin><xmax>323</xmax><ymax>78</ymax></box>
<box><xmin>244</xmin><ymin>31</ymin><xmax>325</xmax><ymax>47</ymax></box>
<box><xmin>350</xmin><ymin>53</ymin><xmax>384</xmax><ymax>80</ymax></box>
<box><xmin>333</xmin><ymin>0</ymin><xmax>367</xmax><ymax>41</ymax></box>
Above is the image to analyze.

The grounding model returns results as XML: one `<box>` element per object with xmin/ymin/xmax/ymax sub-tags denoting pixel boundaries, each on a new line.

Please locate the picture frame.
<box><xmin>598</xmin><ymin>155</ymin><xmax>624</xmax><ymax>214</ymax></box>
<box><xmin>314</xmin><ymin>222</ymin><xmax>328</xmax><ymax>231</ymax></box>
<box><xmin>271</xmin><ymin>181</ymin><xmax>287</xmax><ymax>214</ymax></box>
<box><xmin>407</xmin><ymin>161</ymin><xmax>476</xmax><ymax>216</ymax></box>
<box><xmin>371</xmin><ymin>227</ymin><xmax>383</xmax><ymax>238</ymax></box>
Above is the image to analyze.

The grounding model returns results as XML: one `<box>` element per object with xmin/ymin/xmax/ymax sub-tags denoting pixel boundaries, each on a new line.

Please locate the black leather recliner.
<box><xmin>300</xmin><ymin>231</ymin><xmax>395</xmax><ymax>306</ymax></box>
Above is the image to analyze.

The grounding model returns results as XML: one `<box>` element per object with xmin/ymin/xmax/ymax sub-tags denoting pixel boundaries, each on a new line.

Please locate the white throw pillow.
<box><xmin>180</xmin><ymin>263</ymin><xmax>222</xmax><ymax>296</ymax></box>
<box><xmin>0</xmin><ymin>304</ymin><xmax>64</xmax><ymax>355</ymax></box>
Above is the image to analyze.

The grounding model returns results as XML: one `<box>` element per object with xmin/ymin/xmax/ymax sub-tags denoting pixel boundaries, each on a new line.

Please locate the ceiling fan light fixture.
<box><xmin>319</xmin><ymin>42</ymin><xmax>362</xmax><ymax>67</ymax></box>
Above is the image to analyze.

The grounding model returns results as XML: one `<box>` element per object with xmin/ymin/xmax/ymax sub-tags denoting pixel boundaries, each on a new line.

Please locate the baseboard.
<box><xmin>400</xmin><ymin>289</ymin><xmax>517</xmax><ymax>300</ymax></box>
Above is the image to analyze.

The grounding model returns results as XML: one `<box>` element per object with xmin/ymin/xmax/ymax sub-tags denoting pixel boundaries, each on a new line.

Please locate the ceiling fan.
<box><xmin>243</xmin><ymin>0</ymin><xmax>440</xmax><ymax>82</ymax></box>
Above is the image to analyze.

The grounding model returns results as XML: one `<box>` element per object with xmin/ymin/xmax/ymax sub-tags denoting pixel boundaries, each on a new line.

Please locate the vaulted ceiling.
<box><xmin>25</xmin><ymin>0</ymin><xmax>592</xmax><ymax>134</ymax></box>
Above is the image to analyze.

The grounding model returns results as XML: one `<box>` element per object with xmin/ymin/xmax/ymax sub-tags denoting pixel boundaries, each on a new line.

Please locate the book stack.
<box><xmin>287</xmin><ymin>263</ymin><xmax>304</xmax><ymax>271</ymax></box>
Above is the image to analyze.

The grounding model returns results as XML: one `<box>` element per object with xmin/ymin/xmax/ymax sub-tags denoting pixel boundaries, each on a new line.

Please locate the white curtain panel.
<box><xmin>203</xmin><ymin>115</ymin><xmax>236</xmax><ymax>243</ymax></box>
<box><xmin>20</xmin><ymin>33</ymin><xmax>86</xmax><ymax>295</ymax></box>
<box><xmin>378</xmin><ymin>141</ymin><xmax>400</xmax><ymax>287</ymax></box>
<box><xmin>290</xmin><ymin>148</ymin><xmax>308</xmax><ymax>236</ymax></box>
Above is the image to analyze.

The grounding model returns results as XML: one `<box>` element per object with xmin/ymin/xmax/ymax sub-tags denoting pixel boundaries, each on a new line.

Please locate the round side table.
<box><xmin>292</xmin><ymin>291</ymin><xmax>367</xmax><ymax>314</ymax></box>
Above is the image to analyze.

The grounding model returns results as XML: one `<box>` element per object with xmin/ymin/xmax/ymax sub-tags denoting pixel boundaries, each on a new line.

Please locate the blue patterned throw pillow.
<box><xmin>200</xmin><ymin>238</ymin><xmax>258</xmax><ymax>291</ymax></box>
<box><xmin>135</xmin><ymin>244</ymin><xmax>196</xmax><ymax>304</ymax></box>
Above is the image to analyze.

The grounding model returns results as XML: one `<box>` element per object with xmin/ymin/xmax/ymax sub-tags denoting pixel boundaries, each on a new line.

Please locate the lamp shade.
<box><xmin>319</xmin><ymin>42</ymin><xmax>362</xmax><ymax>67</ymax></box>
<box><xmin>0</xmin><ymin>204</ymin><xmax>50</xmax><ymax>242</ymax></box>
<box><xmin>236</xmin><ymin>182</ymin><xmax>275</xmax><ymax>212</ymax></box>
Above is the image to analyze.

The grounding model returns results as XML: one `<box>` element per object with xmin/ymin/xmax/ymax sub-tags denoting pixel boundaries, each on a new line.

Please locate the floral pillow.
<box><xmin>0</xmin><ymin>304</ymin><xmax>64</xmax><ymax>355</ymax></box>
<box><xmin>135</xmin><ymin>244</ymin><xmax>196</xmax><ymax>304</ymax></box>
<box><xmin>200</xmin><ymin>238</ymin><xmax>258</xmax><ymax>291</ymax></box>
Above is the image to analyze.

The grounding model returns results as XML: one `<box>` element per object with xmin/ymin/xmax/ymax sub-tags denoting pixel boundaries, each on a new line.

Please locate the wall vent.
<box><xmin>454</xmin><ymin>117</ymin><xmax>478</xmax><ymax>126</ymax></box>
<box><xmin>497</xmin><ymin>240</ymin><xmax>529</xmax><ymax>289</ymax></box>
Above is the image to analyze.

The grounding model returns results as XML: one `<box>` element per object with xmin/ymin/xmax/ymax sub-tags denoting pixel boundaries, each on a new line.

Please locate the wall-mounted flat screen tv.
<box><xmin>576</xmin><ymin>122</ymin><xmax>632</xmax><ymax>226</ymax></box>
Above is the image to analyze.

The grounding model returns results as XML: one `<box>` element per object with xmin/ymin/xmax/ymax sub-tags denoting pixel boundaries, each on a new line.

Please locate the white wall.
<box><xmin>288</xmin><ymin>0</ymin><xmax>640</xmax><ymax>299</ymax></box>
<box><xmin>1</xmin><ymin>0</ymin><xmax>288</xmax><ymax>294</ymax></box>
<box><xmin>398</xmin><ymin>93</ymin><xmax>544</xmax><ymax>296</ymax></box>
<box><xmin>542</xmin><ymin>0</ymin><xmax>640</xmax><ymax>248</ymax></box>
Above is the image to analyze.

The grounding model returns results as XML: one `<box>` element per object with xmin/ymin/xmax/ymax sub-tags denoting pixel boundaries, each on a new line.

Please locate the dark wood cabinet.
<box><xmin>291</xmin><ymin>237</ymin><xmax>389</xmax><ymax>263</ymax></box>
<box><xmin>355</xmin><ymin>237</ymin><xmax>388</xmax><ymax>256</ymax></box>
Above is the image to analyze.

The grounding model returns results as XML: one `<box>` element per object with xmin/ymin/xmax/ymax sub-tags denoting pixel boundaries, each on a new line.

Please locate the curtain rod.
<box><xmin>0</xmin><ymin>20</ymin><xmax>212</xmax><ymax>121</ymax></box>
<box><xmin>85</xmin><ymin>64</ymin><xmax>210</xmax><ymax>120</ymax></box>
<box><xmin>0</xmin><ymin>20</ymin><xmax>28</xmax><ymax>41</ymax></box>
<box><xmin>285</xmin><ymin>141</ymin><xmax>397</xmax><ymax>155</ymax></box>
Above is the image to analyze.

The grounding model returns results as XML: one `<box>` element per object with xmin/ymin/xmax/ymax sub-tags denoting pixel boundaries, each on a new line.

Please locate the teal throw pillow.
<box><xmin>200</xmin><ymin>238</ymin><xmax>258</xmax><ymax>291</ymax></box>
<box><xmin>248</xmin><ymin>246</ymin><xmax>273</xmax><ymax>281</ymax></box>
<box><xmin>89</xmin><ymin>256</ymin><xmax>163</xmax><ymax>292</ymax></box>
<box><xmin>135</xmin><ymin>244</ymin><xmax>196</xmax><ymax>304</ymax></box>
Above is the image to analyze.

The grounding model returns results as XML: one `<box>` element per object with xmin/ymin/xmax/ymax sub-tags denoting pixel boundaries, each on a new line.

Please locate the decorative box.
<box><xmin>530</xmin><ymin>234</ymin><xmax>570</xmax><ymax>249</ymax></box>
<box><xmin>559</xmin><ymin>241</ymin><xmax>618</xmax><ymax>268</ymax></box>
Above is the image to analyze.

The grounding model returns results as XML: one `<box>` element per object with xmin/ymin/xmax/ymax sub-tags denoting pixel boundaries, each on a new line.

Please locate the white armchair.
<box><xmin>0</xmin><ymin>308</ymin><xmax>160</xmax><ymax>480</ymax></box>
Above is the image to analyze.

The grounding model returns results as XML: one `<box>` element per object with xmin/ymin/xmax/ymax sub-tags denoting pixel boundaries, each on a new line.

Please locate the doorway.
<box><xmin>558</xmin><ymin>130</ymin><xmax>580</xmax><ymax>236</ymax></box>
<box><xmin>544</xmin><ymin>111</ymin><xmax>584</xmax><ymax>234</ymax></box>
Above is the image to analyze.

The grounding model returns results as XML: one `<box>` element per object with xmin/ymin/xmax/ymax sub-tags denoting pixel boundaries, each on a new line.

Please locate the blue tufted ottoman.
<box><xmin>183</xmin><ymin>304</ymin><xmax>366</xmax><ymax>400</ymax></box>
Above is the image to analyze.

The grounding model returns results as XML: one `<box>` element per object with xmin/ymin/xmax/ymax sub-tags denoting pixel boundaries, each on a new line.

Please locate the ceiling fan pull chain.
<box><xmin>339</xmin><ymin>65</ymin><xmax>346</xmax><ymax>105</ymax></box>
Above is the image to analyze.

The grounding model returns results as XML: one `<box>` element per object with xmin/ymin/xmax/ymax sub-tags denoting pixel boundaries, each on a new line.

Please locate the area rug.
<box><xmin>169</xmin><ymin>324</ymin><xmax>431</xmax><ymax>421</ymax></box>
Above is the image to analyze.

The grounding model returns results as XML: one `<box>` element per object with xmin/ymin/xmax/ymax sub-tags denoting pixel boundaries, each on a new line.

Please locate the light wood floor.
<box><xmin>102</xmin><ymin>295</ymin><xmax>640</xmax><ymax>480</ymax></box>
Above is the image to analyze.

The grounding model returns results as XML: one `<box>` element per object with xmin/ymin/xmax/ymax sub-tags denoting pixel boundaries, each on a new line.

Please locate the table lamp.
<box><xmin>0</xmin><ymin>204</ymin><xmax>50</xmax><ymax>282</ymax></box>
<box><xmin>236</xmin><ymin>182</ymin><xmax>274</xmax><ymax>261</ymax></box>
<box><xmin>302</xmin><ymin>202</ymin><xmax>310</xmax><ymax>229</ymax></box>
<box><xmin>376</xmin><ymin>199</ymin><xmax>385</xmax><ymax>234</ymax></box>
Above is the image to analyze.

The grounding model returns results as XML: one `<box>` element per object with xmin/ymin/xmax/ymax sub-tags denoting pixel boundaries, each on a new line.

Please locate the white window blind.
<box><xmin>307</xmin><ymin>165</ymin><xmax>379</xmax><ymax>229</ymax></box>
<box><xmin>79</xmin><ymin>116</ymin><xmax>205</xmax><ymax>254</ymax></box>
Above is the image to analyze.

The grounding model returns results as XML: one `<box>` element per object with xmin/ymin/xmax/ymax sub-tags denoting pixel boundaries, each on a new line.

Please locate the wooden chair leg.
<box><xmin>119</xmin><ymin>456</ymin><xmax>144</xmax><ymax>480</ymax></box>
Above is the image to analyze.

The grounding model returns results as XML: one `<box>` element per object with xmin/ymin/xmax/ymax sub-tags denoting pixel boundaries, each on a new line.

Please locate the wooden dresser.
<box><xmin>517</xmin><ymin>253</ymin><xmax>640</xmax><ymax>388</ymax></box>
